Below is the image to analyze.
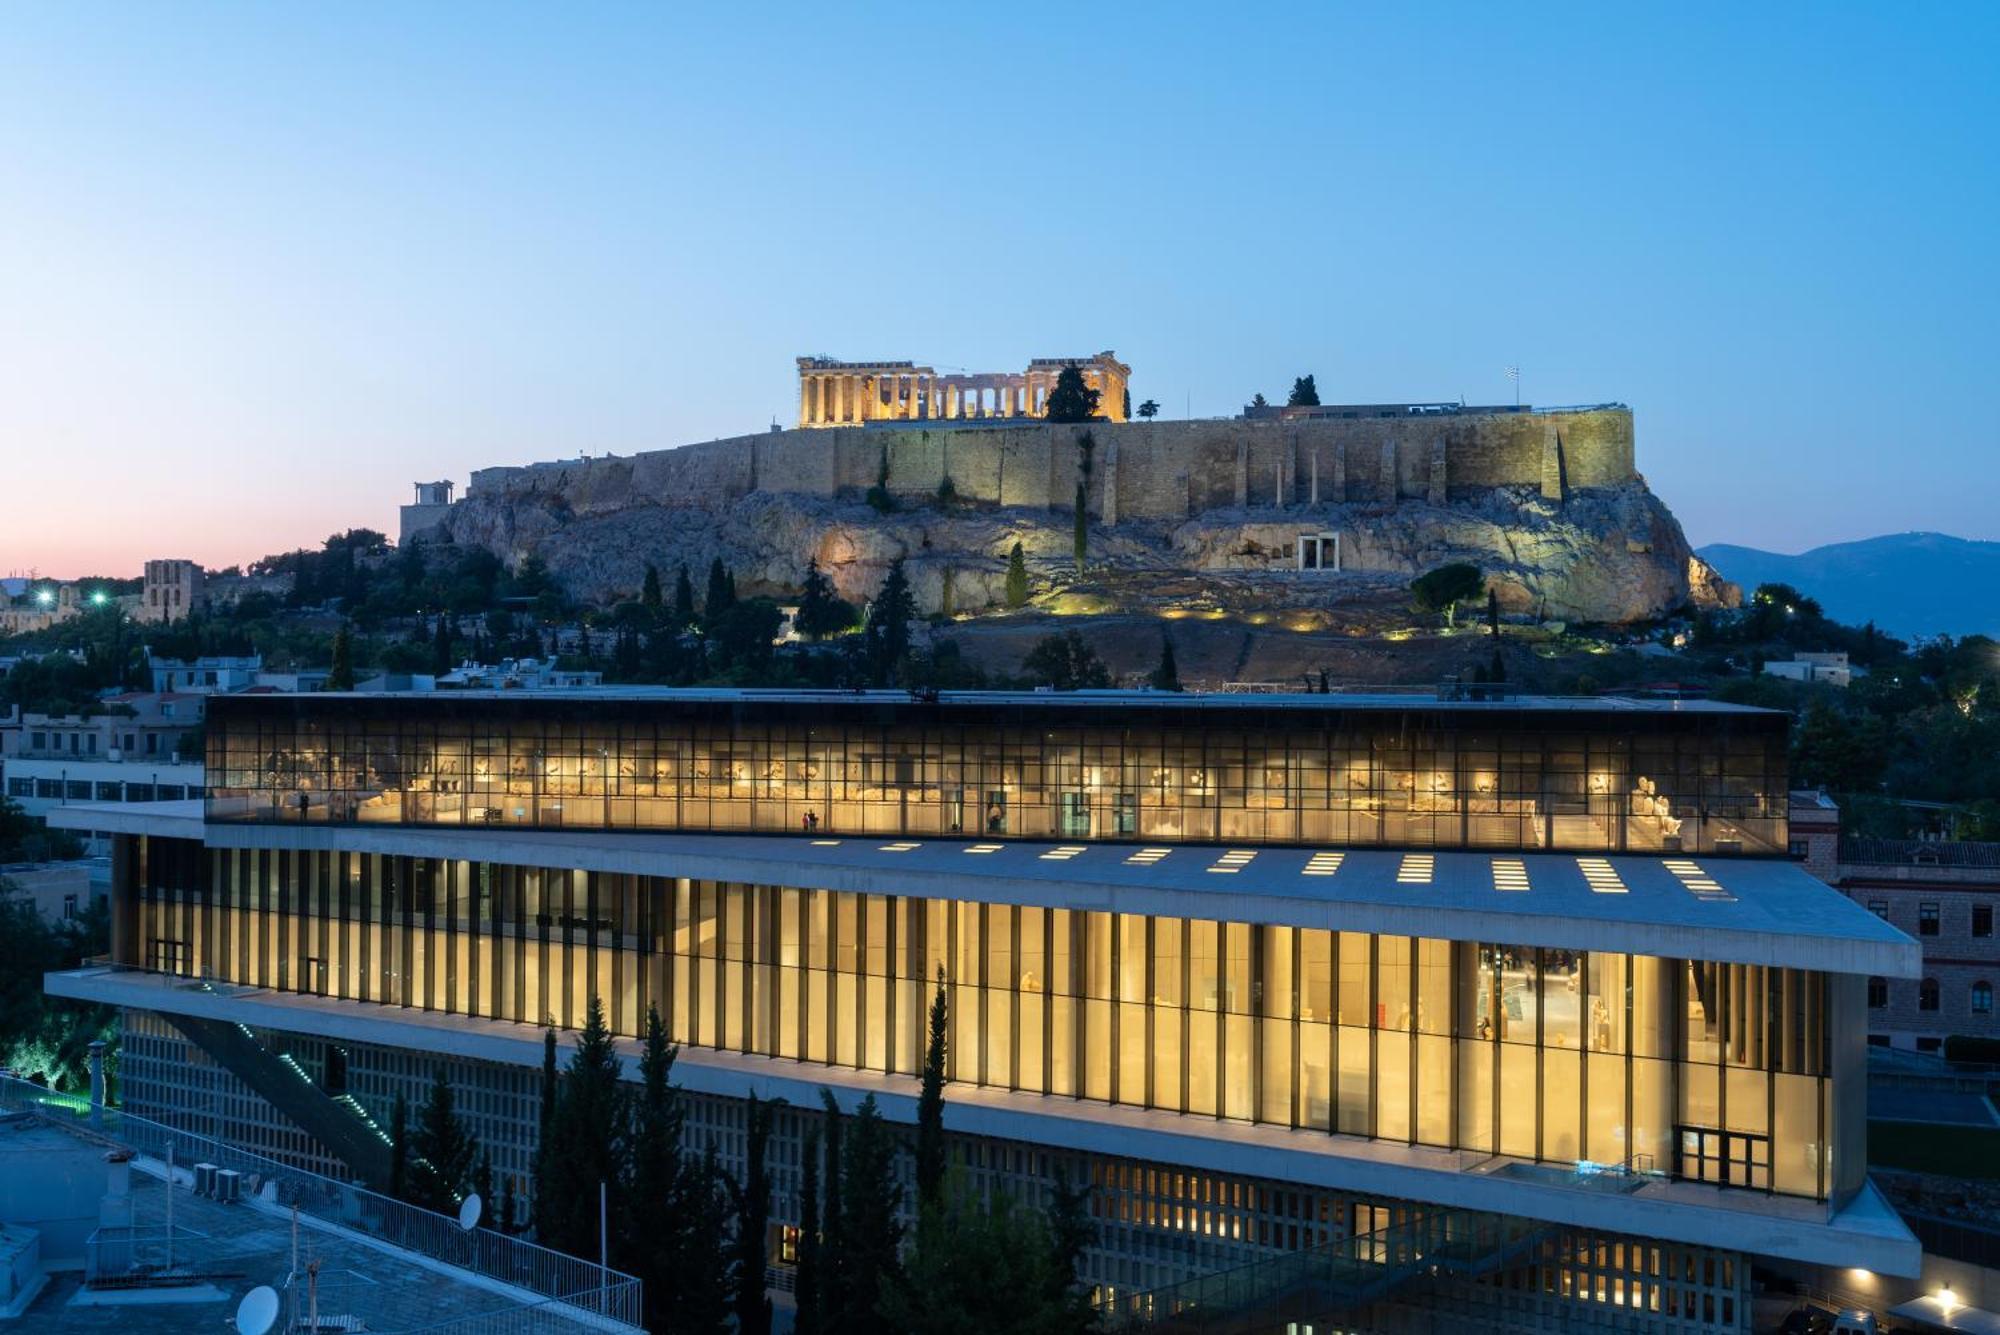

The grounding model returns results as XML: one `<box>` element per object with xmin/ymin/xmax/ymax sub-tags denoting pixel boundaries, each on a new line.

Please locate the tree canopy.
<box><xmin>1043</xmin><ymin>365</ymin><xmax>1100</xmax><ymax>423</ymax></box>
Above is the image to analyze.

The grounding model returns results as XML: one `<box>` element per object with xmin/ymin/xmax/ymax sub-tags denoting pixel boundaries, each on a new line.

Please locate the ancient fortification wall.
<box><xmin>463</xmin><ymin>407</ymin><xmax>1635</xmax><ymax>522</ymax></box>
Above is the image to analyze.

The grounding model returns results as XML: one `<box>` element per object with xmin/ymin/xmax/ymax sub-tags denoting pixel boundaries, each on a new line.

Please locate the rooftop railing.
<box><xmin>0</xmin><ymin>1071</ymin><xmax>642</xmax><ymax>1330</ymax></box>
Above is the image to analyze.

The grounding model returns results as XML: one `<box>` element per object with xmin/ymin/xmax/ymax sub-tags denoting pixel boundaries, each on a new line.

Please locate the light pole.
<box><xmin>1505</xmin><ymin>366</ymin><xmax>1521</xmax><ymax>409</ymax></box>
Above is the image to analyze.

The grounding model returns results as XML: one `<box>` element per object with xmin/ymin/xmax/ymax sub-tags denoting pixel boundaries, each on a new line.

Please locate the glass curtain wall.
<box><xmin>135</xmin><ymin>846</ymin><xmax>1836</xmax><ymax>1200</ymax></box>
<box><xmin>207</xmin><ymin>701</ymin><xmax>1788</xmax><ymax>855</ymax></box>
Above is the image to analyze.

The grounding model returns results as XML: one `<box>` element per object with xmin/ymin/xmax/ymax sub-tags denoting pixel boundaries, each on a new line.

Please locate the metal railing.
<box><xmin>1097</xmin><ymin>1209</ymin><xmax>1549</xmax><ymax>1332</ymax></box>
<box><xmin>0</xmin><ymin>1072</ymin><xmax>642</xmax><ymax>1329</ymax></box>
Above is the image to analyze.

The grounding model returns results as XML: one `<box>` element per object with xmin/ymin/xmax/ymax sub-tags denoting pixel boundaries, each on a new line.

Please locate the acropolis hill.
<box><xmin>407</xmin><ymin>354</ymin><xmax>1736</xmax><ymax>632</ymax></box>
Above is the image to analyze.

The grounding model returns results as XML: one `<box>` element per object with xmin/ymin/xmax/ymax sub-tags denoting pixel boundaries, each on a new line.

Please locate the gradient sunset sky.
<box><xmin>3</xmin><ymin>4</ymin><xmax>1995</xmax><ymax>577</ymax></box>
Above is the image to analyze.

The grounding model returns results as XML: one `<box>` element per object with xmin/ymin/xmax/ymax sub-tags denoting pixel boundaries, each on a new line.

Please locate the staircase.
<box><xmin>1099</xmin><ymin>1209</ymin><xmax>1551</xmax><ymax>1335</ymax></box>
<box><xmin>162</xmin><ymin>1014</ymin><xmax>395</xmax><ymax>1192</ymax></box>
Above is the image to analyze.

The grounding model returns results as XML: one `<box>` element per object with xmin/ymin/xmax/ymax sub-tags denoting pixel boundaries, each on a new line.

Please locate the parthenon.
<box><xmin>796</xmin><ymin>351</ymin><xmax>1131</xmax><ymax>429</ymax></box>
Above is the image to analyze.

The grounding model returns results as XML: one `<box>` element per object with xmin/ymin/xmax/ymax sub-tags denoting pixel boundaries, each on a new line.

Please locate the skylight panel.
<box><xmin>1040</xmin><ymin>845</ymin><xmax>1088</xmax><ymax>861</ymax></box>
<box><xmin>1577</xmin><ymin>857</ymin><xmax>1628</xmax><ymax>894</ymax></box>
<box><xmin>1125</xmin><ymin>847</ymin><xmax>1173</xmax><ymax>866</ymax></box>
<box><xmin>1302</xmin><ymin>851</ymin><xmax>1345</xmax><ymax>877</ymax></box>
<box><xmin>963</xmin><ymin>844</ymin><xmax>1004</xmax><ymax>854</ymax></box>
<box><xmin>809</xmin><ymin>839</ymin><xmax>842</xmax><ymax>846</ymax></box>
<box><xmin>1397</xmin><ymin>854</ymin><xmax>1435</xmax><ymax>885</ymax></box>
<box><xmin>879</xmin><ymin>841</ymin><xmax>921</xmax><ymax>853</ymax></box>
<box><xmin>1491</xmin><ymin>858</ymin><xmax>1531</xmax><ymax>892</ymax></box>
<box><xmin>1664</xmin><ymin>858</ymin><xmax>1735</xmax><ymax>902</ymax></box>
<box><xmin>1207</xmin><ymin>849</ymin><xmax>1257</xmax><ymax>874</ymax></box>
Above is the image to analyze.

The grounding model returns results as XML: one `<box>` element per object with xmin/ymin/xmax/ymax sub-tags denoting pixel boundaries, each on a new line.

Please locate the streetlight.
<box><xmin>34</xmin><ymin>589</ymin><xmax>53</xmax><ymax>607</ymax></box>
<box><xmin>90</xmin><ymin>590</ymin><xmax>108</xmax><ymax>607</ymax></box>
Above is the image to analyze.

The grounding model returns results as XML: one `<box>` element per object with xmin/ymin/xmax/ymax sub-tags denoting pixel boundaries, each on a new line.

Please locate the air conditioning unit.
<box><xmin>194</xmin><ymin>1162</ymin><xmax>218</xmax><ymax>1197</ymax></box>
<box><xmin>216</xmin><ymin>1169</ymin><xmax>241</xmax><ymax>1204</ymax></box>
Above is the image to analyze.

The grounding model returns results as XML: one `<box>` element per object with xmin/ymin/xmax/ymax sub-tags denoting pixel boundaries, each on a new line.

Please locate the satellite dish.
<box><xmin>458</xmin><ymin>1192</ymin><xmax>482</xmax><ymax>1232</ymax></box>
<box><xmin>236</xmin><ymin>1285</ymin><xmax>280</xmax><ymax>1335</ymax></box>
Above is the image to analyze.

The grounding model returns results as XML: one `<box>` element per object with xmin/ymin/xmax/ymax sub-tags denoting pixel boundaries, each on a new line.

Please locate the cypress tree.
<box><xmin>868</xmin><ymin>559</ymin><xmax>917</xmax><ymax>682</ymax></box>
<box><xmin>705</xmin><ymin>557</ymin><xmax>733</xmax><ymax>621</ymax></box>
<box><xmin>641</xmin><ymin>562</ymin><xmax>663</xmax><ymax>609</ymax></box>
<box><xmin>673</xmin><ymin>563</ymin><xmax>697</xmax><ymax>629</ymax></box>
<box><xmin>1046</xmin><ymin>1168</ymin><xmax>1098</xmax><ymax>1334</ymax></box>
<box><xmin>731</xmin><ymin>1094</ymin><xmax>775</xmax><ymax>1335</ymax></box>
<box><xmin>499</xmin><ymin>1173</ymin><xmax>519</xmax><ymax>1234</ymax></box>
<box><xmin>1004</xmin><ymin>542</ymin><xmax>1029</xmax><ymax>610</ymax></box>
<box><xmin>915</xmin><ymin>970</ymin><xmax>948</xmax><ymax>1211</ymax></box>
<box><xmin>1151</xmin><ymin>635</ymin><xmax>1182</xmax><ymax>692</ymax></box>
<box><xmin>471</xmin><ymin>1151</ymin><xmax>493</xmax><ymax>1223</ymax></box>
<box><xmin>683</xmin><ymin>1144</ymin><xmax>734</xmax><ymax>1334</ymax></box>
<box><xmin>327</xmin><ymin>623</ymin><xmax>356</xmax><ymax>690</ymax></box>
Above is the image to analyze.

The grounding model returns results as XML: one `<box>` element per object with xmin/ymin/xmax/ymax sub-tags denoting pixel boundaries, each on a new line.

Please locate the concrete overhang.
<box><xmin>43</xmin><ymin>800</ymin><xmax>203</xmax><ymax>840</ymax></box>
<box><xmin>49</xmin><ymin>966</ymin><xmax>1922</xmax><ymax>1277</ymax></box>
<box><xmin>204</xmin><ymin>824</ymin><xmax>1921</xmax><ymax>978</ymax></box>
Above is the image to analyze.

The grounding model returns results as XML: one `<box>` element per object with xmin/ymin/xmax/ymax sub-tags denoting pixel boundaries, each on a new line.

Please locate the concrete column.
<box><xmin>799</xmin><ymin>374</ymin><xmax>812</xmax><ymax>427</ymax></box>
<box><xmin>945</xmin><ymin>382</ymin><xmax>959</xmax><ymax>419</ymax></box>
<box><xmin>89</xmin><ymin>1040</ymin><xmax>106</xmax><ymax>1124</ymax></box>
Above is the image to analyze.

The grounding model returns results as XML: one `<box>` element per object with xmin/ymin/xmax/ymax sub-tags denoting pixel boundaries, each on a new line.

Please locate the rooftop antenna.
<box><xmin>1505</xmin><ymin>365</ymin><xmax>1521</xmax><ymax>408</ymax></box>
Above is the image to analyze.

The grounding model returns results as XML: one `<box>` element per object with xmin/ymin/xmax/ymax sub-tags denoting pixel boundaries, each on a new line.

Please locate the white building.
<box><xmin>1762</xmin><ymin>652</ymin><xmax>1852</xmax><ymax>687</ymax></box>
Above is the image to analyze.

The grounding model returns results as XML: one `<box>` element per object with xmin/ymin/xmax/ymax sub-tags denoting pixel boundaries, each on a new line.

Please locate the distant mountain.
<box><xmin>1697</xmin><ymin>532</ymin><xmax>2000</xmax><ymax>640</ymax></box>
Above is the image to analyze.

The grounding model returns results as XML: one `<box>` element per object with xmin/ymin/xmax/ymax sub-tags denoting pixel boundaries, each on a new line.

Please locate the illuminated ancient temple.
<box><xmin>796</xmin><ymin>352</ymin><xmax>1131</xmax><ymax>428</ymax></box>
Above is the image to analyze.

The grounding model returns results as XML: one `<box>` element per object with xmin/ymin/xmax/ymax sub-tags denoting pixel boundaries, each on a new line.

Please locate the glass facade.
<box><xmin>131</xmin><ymin>837</ymin><xmax>1844</xmax><ymax>1201</ymax></box>
<box><xmin>206</xmin><ymin>695</ymin><xmax>1789</xmax><ymax>855</ymax></box>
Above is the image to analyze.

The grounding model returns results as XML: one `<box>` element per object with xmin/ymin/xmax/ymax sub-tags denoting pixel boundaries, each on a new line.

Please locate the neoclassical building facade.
<box><xmin>796</xmin><ymin>352</ymin><xmax>1130</xmax><ymax>428</ymax></box>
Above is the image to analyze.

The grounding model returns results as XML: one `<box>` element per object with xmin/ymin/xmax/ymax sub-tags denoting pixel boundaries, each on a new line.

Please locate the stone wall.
<box><xmin>465</xmin><ymin>407</ymin><xmax>1636</xmax><ymax>522</ymax></box>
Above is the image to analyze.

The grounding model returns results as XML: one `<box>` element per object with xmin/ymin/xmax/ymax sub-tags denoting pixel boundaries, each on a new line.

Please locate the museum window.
<box><xmin>1867</xmin><ymin>900</ymin><xmax>1889</xmax><ymax>920</ymax></box>
<box><xmin>1919</xmin><ymin>978</ymin><xmax>1940</xmax><ymax>1012</ymax></box>
<box><xmin>1866</xmin><ymin>977</ymin><xmax>1887</xmax><ymax>1009</ymax></box>
<box><xmin>1973</xmin><ymin>982</ymin><xmax>1993</xmax><ymax>1016</ymax></box>
<box><xmin>1974</xmin><ymin>904</ymin><xmax>1993</xmax><ymax>939</ymax></box>
<box><xmin>1919</xmin><ymin>903</ymin><xmax>1939</xmax><ymax>937</ymax></box>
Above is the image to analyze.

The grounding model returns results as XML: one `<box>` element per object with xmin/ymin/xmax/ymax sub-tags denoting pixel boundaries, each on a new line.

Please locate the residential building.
<box><xmin>1</xmin><ymin>693</ymin><xmax>206</xmax><ymax>854</ymax></box>
<box><xmin>146</xmin><ymin>654</ymin><xmax>262</xmax><ymax>694</ymax></box>
<box><xmin>1762</xmin><ymin>652</ymin><xmax>1852</xmax><ymax>688</ymax></box>
<box><xmin>0</xmin><ymin>861</ymin><xmax>97</xmax><ymax>922</ymax></box>
<box><xmin>48</xmin><ymin>689</ymin><xmax>1923</xmax><ymax>1332</ymax></box>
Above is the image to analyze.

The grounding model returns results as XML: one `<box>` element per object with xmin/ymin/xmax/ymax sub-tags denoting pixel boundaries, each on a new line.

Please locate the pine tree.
<box><xmin>531</xmin><ymin>1025</ymin><xmax>557</xmax><ymax>1237</ymax></box>
<box><xmin>915</xmin><ymin>970</ymin><xmax>948</xmax><ymax>1211</ymax></box>
<box><xmin>1288</xmin><ymin>374</ymin><xmax>1320</xmax><ymax>407</ymax></box>
<box><xmin>1044</xmin><ymin>365</ymin><xmax>1099</xmax><ymax>423</ymax></box>
<box><xmin>499</xmin><ymin>1173</ymin><xmax>520</xmax><ymax>1235</ymax></box>
<box><xmin>539</xmin><ymin>999</ymin><xmax>625</xmax><ymax>1258</ymax></box>
<box><xmin>731</xmin><ymin>1094</ymin><xmax>775</xmax><ymax>1335</ymax></box>
<box><xmin>327</xmin><ymin>624</ymin><xmax>356</xmax><ymax>691</ymax></box>
<box><xmin>624</xmin><ymin>1005</ymin><xmax>684</xmax><ymax>1334</ymax></box>
<box><xmin>1046</xmin><ymin>1168</ymin><xmax>1097</xmax><ymax>1333</ymax></box>
<box><xmin>797</xmin><ymin>558</ymin><xmax>855</xmax><ymax>641</ymax></box>
<box><xmin>795</xmin><ymin>1128</ymin><xmax>823</xmax><ymax>1335</ymax></box>
<box><xmin>1151</xmin><ymin>635</ymin><xmax>1182</xmax><ymax>692</ymax></box>
<box><xmin>834</xmin><ymin>1094</ymin><xmax>904</xmax><ymax>1334</ymax></box>
<box><xmin>681</xmin><ymin>1144</ymin><xmax>734</xmax><ymax>1334</ymax></box>
<box><xmin>1004</xmin><ymin>542</ymin><xmax>1029</xmax><ymax>610</ymax></box>
<box><xmin>673</xmin><ymin>563</ymin><xmax>697</xmax><ymax>629</ymax></box>
<box><xmin>409</xmin><ymin>1067</ymin><xmax>478</xmax><ymax>1211</ymax></box>
<box><xmin>641</xmin><ymin>562</ymin><xmax>663</xmax><ymax>610</ymax></box>
<box><xmin>868</xmin><ymin>559</ymin><xmax>917</xmax><ymax>682</ymax></box>
<box><xmin>471</xmin><ymin>1151</ymin><xmax>494</xmax><ymax>1223</ymax></box>
<box><xmin>388</xmin><ymin>1092</ymin><xmax>410</xmax><ymax>1202</ymax></box>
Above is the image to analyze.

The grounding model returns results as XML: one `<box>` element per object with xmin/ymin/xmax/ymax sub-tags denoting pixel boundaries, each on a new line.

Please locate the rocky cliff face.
<box><xmin>437</xmin><ymin>459</ymin><xmax>1735</xmax><ymax>625</ymax></box>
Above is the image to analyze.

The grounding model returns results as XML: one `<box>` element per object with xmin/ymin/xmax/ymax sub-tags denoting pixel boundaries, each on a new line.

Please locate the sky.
<box><xmin>2</xmin><ymin>4</ymin><xmax>1996</xmax><ymax>577</ymax></box>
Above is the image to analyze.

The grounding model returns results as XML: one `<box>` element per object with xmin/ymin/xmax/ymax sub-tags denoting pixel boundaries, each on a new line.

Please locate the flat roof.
<box><xmin>211</xmin><ymin>686</ymin><xmax>1780</xmax><ymax>717</ymax></box>
<box><xmin>212</xmin><ymin>823</ymin><xmax>1917</xmax><ymax>976</ymax></box>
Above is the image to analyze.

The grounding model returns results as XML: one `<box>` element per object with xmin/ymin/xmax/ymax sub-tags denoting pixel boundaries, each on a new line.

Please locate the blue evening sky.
<box><xmin>2</xmin><ymin>4</ymin><xmax>1995</xmax><ymax>574</ymax></box>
